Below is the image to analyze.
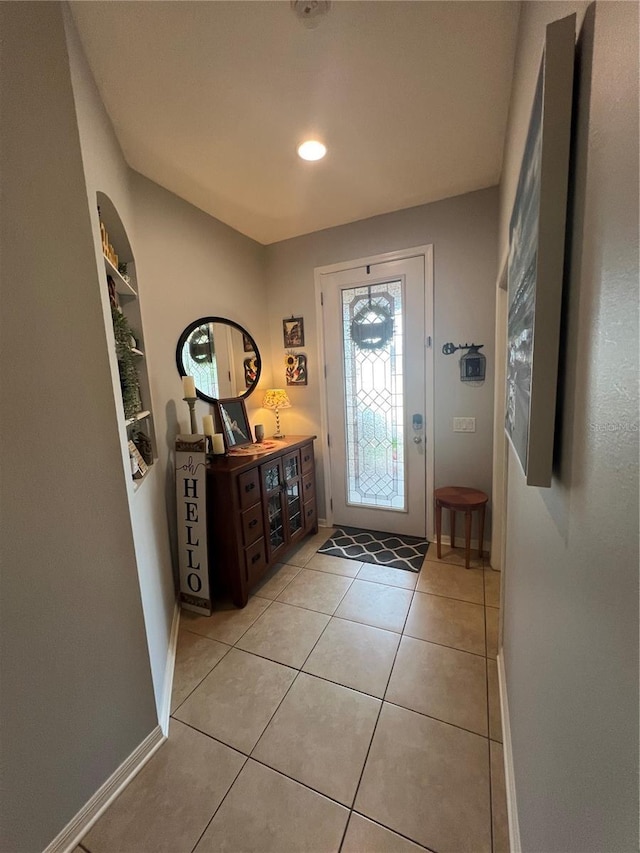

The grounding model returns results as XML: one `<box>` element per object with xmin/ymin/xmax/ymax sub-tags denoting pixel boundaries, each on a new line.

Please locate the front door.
<box><xmin>319</xmin><ymin>250</ymin><xmax>433</xmax><ymax>538</ymax></box>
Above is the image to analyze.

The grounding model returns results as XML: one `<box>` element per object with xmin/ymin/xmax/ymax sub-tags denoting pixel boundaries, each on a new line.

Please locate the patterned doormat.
<box><xmin>318</xmin><ymin>527</ymin><xmax>429</xmax><ymax>573</ymax></box>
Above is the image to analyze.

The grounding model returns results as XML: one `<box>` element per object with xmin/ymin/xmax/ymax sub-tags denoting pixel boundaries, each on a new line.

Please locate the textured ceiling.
<box><xmin>70</xmin><ymin>1</ymin><xmax>520</xmax><ymax>245</ymax></box>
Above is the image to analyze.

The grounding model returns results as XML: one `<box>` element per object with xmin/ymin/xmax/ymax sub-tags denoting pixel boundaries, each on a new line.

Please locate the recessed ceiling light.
<box><xmin>297</xmin><ymin>140</ymin><xmax>327</xmax><ymax>161</ymax></box>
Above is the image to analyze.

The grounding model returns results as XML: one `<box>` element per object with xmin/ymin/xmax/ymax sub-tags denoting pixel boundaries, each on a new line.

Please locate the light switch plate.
<box><xmin>453</xmin><ymin>417</ymin><xmax>476</xmax><ymax>433</ymax></box>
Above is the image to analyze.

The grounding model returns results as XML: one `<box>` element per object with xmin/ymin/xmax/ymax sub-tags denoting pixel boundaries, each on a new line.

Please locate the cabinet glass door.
<box><xmin>283</xmin><ymin>451</ymin><xmax>304</xmax><ymax>544</ymax></box>
<box><xmin>261</xmin><ymin>459</ymin><xmax>286</xmax><ymax>560</ymax></box>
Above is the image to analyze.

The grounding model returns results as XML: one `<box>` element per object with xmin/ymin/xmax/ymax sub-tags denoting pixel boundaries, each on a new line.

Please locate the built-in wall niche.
<box><xmin>97</xmin><ymin>191</ymin><xmax>156</xmax><ymax>483</ymax></box>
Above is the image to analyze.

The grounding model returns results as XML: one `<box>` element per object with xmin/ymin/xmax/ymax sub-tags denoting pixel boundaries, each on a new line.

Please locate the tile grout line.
<box><xmin>187</xmin><ymin>753</ymin><xmax>248</xmax><ymax>853</ymax></box>
<box><xmin>347</xmin><ymin>811</ymin><xmax>440</xmax><ymax>852</ymax></box>
<box><xmin>340</xmin><ymin>583</ymin><xmax>419</xmax><ymax>851</ymax></box>
<box><xmin>169</xmin><ymin>642</ymin><xmax>233</xmax><ymax>716</ymax></box>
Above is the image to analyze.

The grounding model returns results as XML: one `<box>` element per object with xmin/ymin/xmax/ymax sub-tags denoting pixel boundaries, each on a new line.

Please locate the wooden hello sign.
<box><xmin>175</xmin><ymin>435</ymin><xmax>212</xmax><ymax>615</ymax></box>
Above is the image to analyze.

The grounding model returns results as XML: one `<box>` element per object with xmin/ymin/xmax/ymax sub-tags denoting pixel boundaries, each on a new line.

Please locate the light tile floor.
<box><xmin>79</xmin><ymin>528</ymin><xmax>508</xmax><ymax>853</ymax></box>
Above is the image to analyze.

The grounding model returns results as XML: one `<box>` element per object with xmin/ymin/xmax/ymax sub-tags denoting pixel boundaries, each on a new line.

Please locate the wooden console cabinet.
<box><xmin>206</xmin><ymin>436</ymin><xmax>318</xmax><ymax>607</ymax></box>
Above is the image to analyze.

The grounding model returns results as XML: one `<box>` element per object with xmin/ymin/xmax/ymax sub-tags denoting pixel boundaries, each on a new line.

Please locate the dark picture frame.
<box><xmin>216</xmin><ymin>397</ymin><xmax>252</xmax><ymax>450</ymax></box>
<box><xmin>283</xmin><ymin>316</ymin><xmax>304</xmax><ymax>348</ymax></box>
<box><xmin>285</xmin><ymin>352</ymin><xmax>308</xmax><ymax>386</ymax></box>
<box><xmin>505</xmin><ymin>14</ymin><xmax>575</xmax><ymax>488</ymax></box>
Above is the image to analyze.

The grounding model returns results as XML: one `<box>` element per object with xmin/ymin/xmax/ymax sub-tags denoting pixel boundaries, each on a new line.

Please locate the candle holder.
<box><xmin>183</xmin><ymin>397</ymin><xmax>198</xmax><ymax>434</ymax></box>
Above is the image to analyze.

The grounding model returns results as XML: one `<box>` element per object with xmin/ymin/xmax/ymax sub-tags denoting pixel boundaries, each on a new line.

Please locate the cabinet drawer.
<box><xmin>302</xmin><ymin>472</ymin><xmax>315</xmax><ymax>502</ymax></box>
<box><xmin>301</xmin><ymin>443</ymin><xmax>314</xmax><ymax>474</ymax></box>
<box><xmin>238</xmin><ymin>468</ymin><xmax>260</xmax><ymax>510</ymax></box>
<box><xmin>241</xmin><ymin>503</ymin><xmax>264</xmax><ymax>547</ymax></box>
<box><xmin>244</xmin><ymin>537</ymin><xmax>267</xmax><ymax>586</ymax></box>
<box><xmin>303</xmin><ymin>499</ymin><xmax>317</xmax><ymax>531</ymax></box>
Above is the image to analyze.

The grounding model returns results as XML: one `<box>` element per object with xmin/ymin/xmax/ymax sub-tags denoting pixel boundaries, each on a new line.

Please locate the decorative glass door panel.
<box><xmin>283</xmin><ymin>450</ymin><xmax>304</xmax><ymax>543</ymax></box>
<box><xmin>286</xmin><ymin>481</ymin><xmax>302</xmax><ymax>536</ymax></box>
<box><xmin>267</xmin><ymin>494</ymin><xmax>285</xmax><ymax>550</ymax></box>
<box><xmin>321</xmin><ymin>254</ymin><xmax>429</xmax><ymax>537</ymax></box>
<box><xmin>261</xmin><ymin>460</ymin><xmax>286</xmax><ymax>559</ymax></box>
<box><xmin>341</xmin><ymin>281</ymin><xmax>405</xmax><ymax>511</ymax></box>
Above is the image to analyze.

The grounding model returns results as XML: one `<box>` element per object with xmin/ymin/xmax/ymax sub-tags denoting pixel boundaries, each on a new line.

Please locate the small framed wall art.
<box><xmin>283</xmin><ymin>316</ymin><xmax>304</xmax><ymax>348</ymax></box>
<box><xmin>285</xmin><ymin>352</ymin><xmax>307</xmax><ymax>386</ymax></box>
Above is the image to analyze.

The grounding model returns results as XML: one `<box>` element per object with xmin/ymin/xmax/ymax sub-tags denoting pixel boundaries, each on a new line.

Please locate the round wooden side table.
<box><xmin>434</xmin><ymin>486</ymin><xmax>488</xmax><ymax>569</ymax></box>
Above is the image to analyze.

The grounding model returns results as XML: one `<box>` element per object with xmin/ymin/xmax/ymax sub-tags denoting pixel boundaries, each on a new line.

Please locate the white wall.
<box><xmin>499</xmin><ymin>3</ymin><xmax>639</xmax><ymax>849</ymax></box>
<box><xmin>128</xmin><ymin>172</ymin><xmax>270</xmax><ymax>566</ymax></box>
<box><xmin>63</xmin><ymin>7</ymin><xmax>176</xmax><ymax>717</ymax></box>
<box><xmin>0</xmin><ymin>4</ymin><xmax>158</xmax><ymax>850</ymax></box>
<box><xmin>265</xmin><ymin>188</ymin><xmax>498</xmax><ymax>530</ymax></box>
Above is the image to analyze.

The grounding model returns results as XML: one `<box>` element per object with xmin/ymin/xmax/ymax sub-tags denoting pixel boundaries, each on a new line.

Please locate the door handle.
<box><xmin>413</xmin><ymin>435</ymin><xmax>423</xmax><ymax>444</ymax></box>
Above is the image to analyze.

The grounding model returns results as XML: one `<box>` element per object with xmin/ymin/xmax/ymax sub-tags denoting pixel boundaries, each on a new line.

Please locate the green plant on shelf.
<box><xmin>111</xmin><ymin>305</ymin><xmax>141</xmax><ymax>419</ymax></box>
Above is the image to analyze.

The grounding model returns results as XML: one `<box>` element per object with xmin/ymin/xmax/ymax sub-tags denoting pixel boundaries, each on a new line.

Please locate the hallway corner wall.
<box><xmin>498</xmin><ymin>3</ymin><xmax>639</xmax><ymax>849</ymax></box>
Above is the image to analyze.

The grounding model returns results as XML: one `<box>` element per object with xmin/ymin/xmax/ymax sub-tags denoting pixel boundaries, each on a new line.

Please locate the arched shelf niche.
<box><xmin>97</xmin><ymin>191</ymin><xmax>157</xmax><ymax>483</ymax></box>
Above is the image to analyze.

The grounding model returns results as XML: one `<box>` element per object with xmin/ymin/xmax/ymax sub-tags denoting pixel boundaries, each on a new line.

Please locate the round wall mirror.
<box><xmin>176</xmin><ymin>317</ymin><xmax>261</xmax><ymax>404</ymax></box>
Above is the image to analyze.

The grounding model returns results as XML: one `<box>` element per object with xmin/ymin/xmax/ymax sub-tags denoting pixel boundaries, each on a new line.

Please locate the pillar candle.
<box><xmin>202</xmin><ymin>415</ymin><xmax>215</xmax><ymax>436</ymax></box>
<box><xmin>182</xmin><ymin>376</ymin><xmax>196</xmax><ymax>398</ymax></box>
<box><xmin>212</xmin><ymin>433</ymin><xmax>225</xmax><ymax>455</ymax></box>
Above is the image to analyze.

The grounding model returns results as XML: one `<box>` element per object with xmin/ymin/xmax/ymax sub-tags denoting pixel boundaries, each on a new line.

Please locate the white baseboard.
<box><xmin>497</xmin><ymin>651</ymin><xmax>521</xmax><ymax>853</ymax></box>
<box><xmin>43</xmin><ymin>724</ymin><xmax>166</xmax><ymax>853</ymax></box>
<box><xmin>317</xmin><ymin>518</ymin><xmax>328</xmax><ymax>528</ymax></box>
<box><xmin>159</xmin><ymin>601</ymin><xmax>181</xmax><ymax>735</ymax></box>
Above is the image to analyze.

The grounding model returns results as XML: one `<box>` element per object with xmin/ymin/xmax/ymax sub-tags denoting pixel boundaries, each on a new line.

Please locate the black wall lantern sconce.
<box><xmin>442</xmin><ymin>341</ymin><xmax>487</xmax><ymax>382</ymax></box>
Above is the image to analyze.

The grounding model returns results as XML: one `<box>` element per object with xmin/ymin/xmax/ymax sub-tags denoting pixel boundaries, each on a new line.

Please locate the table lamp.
<box><xmin>263</xmin><ymin>389</ymin><xmax>291</xmax><ymax>438</ymax></box>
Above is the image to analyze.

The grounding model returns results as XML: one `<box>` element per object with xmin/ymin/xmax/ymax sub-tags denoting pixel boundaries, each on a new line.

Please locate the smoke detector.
<box><xmin>291</xmin><ymin>1</ymin><xmax>331</xmax><ymax>29</ymax></box>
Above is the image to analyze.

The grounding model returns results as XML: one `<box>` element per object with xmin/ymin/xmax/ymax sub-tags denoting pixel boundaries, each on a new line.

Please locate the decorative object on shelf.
<box><xmin>350</xmin><ymin>288</ymin><xmax>394</xmax><ymax>350</ymax></box>
<box><xmin>442</xmin><ymin>341</ymin><xmax>487</xmax><ymax>382</ymax></box>
<box><xmin>283</xmin><ymin>316</ymin><xmax>304</xmax><ymax>347</ymax></box>
<box><xmin>117</xmin><ymin>262</ymin><xmax>131</xmax><ymax>284</ymax></box>
<box><xmin>244</xmin><ymin>356</ymin><xmax>258</xmax><ymax>388</ymax></box>
<box><xmin>285</xmin><ymin>351</ymin><xmax>308</xmax><ymax>386</ymax></box>
<box><xmin>505</xmin><ymin>14</ymin><xmax>575</xmax><ymax>488</ymax></box>
<box><xmin>111</xmin><ymin>305</ymin><xmax>141</xmax><ymax>419</ymax></box>
<box><xmin>212</xmin><ymin>433</ymin><xmax>225</xmax><ymax>455</ymax></box>
<box><xmin>175</xmin><ymin>433</ymin><xmax>211</xmax><ymax>615</ymax></box>
<box><xmin>132</xmin><ymin>429</ymin><xmax>153</xmax><ymax>466</ymax></box>
<box><xmin>263</xmin><ymin>388</ymin><xmax>291</xmax><ymax>438</ymax></box>
<box><xmin>176</xmin><ymin>316</ymin><xmax>261</xmax><ymax>403</ymax></box>
<box><xmin>107</xmin><ymin>275</ymin><xmax>119</xmax><ymax>310</ymax></box>
<box><xmin>128</xmin><ymin>439</ymin><xmax>148</xmax><ymax>479</ymax></box>
<box><xmin>216</xmin><ymin>397</ymin><xmax>252</xmax><ymax>451</ymax></box>
<box><xmin>100</xmin><ymin>220</ymin><xmax>119</xmax><ymax>267</ymax></box>
<box><xmin>254</xmin><ymin>423</ymin><xmax>265</xmax><ymax>442</ymax></box>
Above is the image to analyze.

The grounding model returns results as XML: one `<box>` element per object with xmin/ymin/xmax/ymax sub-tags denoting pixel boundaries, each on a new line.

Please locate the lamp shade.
<box><xmin>262</xmin><ymin>389</ymin><xmax>292</xmax><ymax>411</ymax></box>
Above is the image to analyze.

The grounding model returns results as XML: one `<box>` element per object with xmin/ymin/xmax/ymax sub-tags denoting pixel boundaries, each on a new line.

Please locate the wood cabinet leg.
<box><xmin>435</xmin><ymin>500</ymin><xmax>442</xmax><ymax>558</ymax></box>
<box><xmin>450</xmin><ymin>509</ymin><xmax>456</xmax><ymax>549</ymax></box>
<box><xmin>479</xmin><ymin>504</ymin><xmax>486</xmax><ymax>560</ymax></box>
<box><xmin>464</xmin><ymin>511</ymin><xmax>472</xmax><ymax>569</ymax></box>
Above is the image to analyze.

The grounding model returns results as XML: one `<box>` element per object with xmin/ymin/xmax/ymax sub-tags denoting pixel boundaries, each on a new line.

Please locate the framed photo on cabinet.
<box><xmin>216</xmin><ymin>397</ymin><xmax>252</xmax><ymax>450</ymax></box>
